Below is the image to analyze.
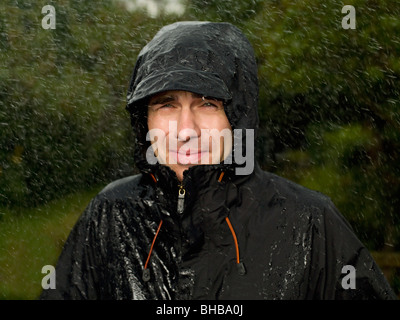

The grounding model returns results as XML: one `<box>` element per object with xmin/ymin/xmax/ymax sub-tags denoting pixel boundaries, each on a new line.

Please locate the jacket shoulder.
<box><xmin>97</xmin><ymin>174</ymin><xmax>144</xmax><ymax>201</ymax></box>
<box><xmin>255</xmin><ymin>170</ymin><xmax>352</xmax><ymax>226</ymax></box>
<box><xmin>259</xmin><ymin>170</ymin><xmax>333</xmax><ymax>208</ymax></box>
<box><xmin>257</xmin><ymin>170</ymin><xmax>357</xmax><ymax>234</ymax></box>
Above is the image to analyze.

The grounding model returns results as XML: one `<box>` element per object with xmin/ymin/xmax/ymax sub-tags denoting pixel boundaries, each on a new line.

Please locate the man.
<box><xmin>40</xmin><ymin>21</ymin><xmax>397</xmax><ymax>300</ymax></box>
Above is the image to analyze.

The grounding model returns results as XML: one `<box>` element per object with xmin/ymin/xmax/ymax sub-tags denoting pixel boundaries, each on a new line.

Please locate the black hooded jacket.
<box><xmin>40</xmin><ymin>22</ymin><xmax>397</xmax><ymax>300</ymax></box>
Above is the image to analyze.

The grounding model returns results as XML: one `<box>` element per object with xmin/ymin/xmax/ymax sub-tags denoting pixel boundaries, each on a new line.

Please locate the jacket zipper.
<box><xmin>143</xmin><ymin>171</ymin><xmax>246</xmax><ymax>281</ymax></box>
<box><xmin>177</xmin><ymin>184</ymin><xmax>186</xmax><ymax>215</ymax></box>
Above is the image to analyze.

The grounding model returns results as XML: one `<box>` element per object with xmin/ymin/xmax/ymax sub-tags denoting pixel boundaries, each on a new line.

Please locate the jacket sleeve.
<box><xmin>313</xmin><ymin>198</ymin><xmax>398</xmax><ymax>300</ymax></box>
<box><xmin>39</xmin><ymin>198</ymin><xmax>103</xmax><ymax>300</ymax></box>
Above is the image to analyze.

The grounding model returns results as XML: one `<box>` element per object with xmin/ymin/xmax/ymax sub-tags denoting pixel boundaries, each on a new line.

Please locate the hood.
<box><xmin>126</xmin><ymin>21</ymin><xmax>259</xmax><ymax>173</ymax></box>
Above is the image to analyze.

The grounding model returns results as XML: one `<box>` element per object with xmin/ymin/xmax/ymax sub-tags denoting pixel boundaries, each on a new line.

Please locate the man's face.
<box><xmin>147</xmin><ymin>90</ymin><xmax>232</xmax><ymax>181</ymax></box>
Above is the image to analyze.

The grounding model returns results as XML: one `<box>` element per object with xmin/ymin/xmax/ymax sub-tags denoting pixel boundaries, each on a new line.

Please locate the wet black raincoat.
<box><xmin>40</xmin><ymin>22</ymin><xmax>397</xmax><ymax>300</ymax></box>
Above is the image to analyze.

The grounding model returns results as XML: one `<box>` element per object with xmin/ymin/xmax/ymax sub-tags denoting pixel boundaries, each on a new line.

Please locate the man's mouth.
<box><xmin>169</xmin><ymin>150</ymin><xmax>208</xmax><ymax>164</ymax></box>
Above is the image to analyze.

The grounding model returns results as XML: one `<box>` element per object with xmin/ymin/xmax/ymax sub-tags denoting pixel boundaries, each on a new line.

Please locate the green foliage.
<box><xmin>0</xmin><ymin>1</ymin><xmax>176</xmax><ymax>207</ymax></box>
<box><xmin>242</xmin><ymin>0</ymin><xmax>400</xmax><ymax>249</ymax></box>
<box><xmin>0</xmin><ymin>186</ymin><xmax>101</xmax><ymax>299</ymax></box>
<box><xmin>186</xmin><ymin>0</ymin><xmax>264</xmax><ymax>25</ymax></box>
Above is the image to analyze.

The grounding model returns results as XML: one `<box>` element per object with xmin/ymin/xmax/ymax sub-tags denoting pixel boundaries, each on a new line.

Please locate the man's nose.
<box><xmin>176</xmin><ymin>107</ymin><xmax>199</xmax><ymax>141</ymax></box>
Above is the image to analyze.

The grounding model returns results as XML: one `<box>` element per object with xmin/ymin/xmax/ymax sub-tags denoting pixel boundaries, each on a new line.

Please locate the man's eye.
<box><xmin>159</xmin><ymin>103</ymin><xmax>174</xmax><ymax>109</ymax></box>
<box><xmin>203</xmin><ymin>102</ymin><xmax>218</xmax><ymax>108</ymax></box>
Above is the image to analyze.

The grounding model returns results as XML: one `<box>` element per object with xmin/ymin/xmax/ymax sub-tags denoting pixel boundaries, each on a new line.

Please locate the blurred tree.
<box><xmin>186</xmin><ymin>0</ymin><xmax>264</xmax><ymax>25</ymax></box>
<box><xmin>0</xmin><ymin>0</ymin><xmax>176</xmax><ymax>207</ymax></box>
<box><xmin>243</xmin><ymin>0</ymin><xmax>400</xmax><ymax>250</ymax></box>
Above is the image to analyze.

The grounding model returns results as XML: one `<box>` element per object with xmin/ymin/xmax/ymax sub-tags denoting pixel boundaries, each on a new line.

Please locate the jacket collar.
<box><xmin>141</xmin><ymin>162</ymin><xmax>248</xmax><ymax>219</ymax></box>
<box><xmin>144</xmin><ymin>163</ymin><xmax>232</xmax><ymax>201</ymax></box>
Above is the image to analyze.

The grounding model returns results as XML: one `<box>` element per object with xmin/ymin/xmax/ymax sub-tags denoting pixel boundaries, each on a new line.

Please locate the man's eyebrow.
<box><xmin>148</xmin><ymin>92</ymin><xmax>219</xmax><ymax>106</ymax></box>
<box><xmin>148</xmin><ymin>95</ymin><xmax>176</xmax><ymax>106</ymax></box>
<box><xmin>191</xmin><ymin>93</ymin><xmax>203</xmax><ymax>99</ymax></box>
<box><xmin>189</xmin><ymin>93</ymin><xmax>219</xmax><ymax>101</ymax></box>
